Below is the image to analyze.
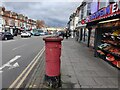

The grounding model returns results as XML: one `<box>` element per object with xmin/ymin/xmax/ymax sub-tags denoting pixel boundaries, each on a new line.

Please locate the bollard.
<box><xmin>43</xmin><ymin>36</ymin><xmax>63</xmax><ymax>88</ymax></box>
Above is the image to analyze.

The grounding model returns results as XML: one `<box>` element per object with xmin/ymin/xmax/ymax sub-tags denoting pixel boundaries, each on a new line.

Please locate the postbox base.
<box><xmin>44</xmin><ymin>74</ymin><xmax>61</xmax><ymax>88</ymax></box>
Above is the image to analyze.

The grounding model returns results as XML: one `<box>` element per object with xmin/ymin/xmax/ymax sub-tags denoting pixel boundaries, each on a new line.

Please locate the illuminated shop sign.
<box><xmin>85</xmin><ymin>1</ymin><xmax>120</xmax><ymax>23</ymax></box>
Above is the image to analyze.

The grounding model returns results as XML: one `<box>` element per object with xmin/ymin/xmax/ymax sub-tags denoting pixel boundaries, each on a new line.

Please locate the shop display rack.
<box><xmin>98</xmin><ymin>48</ymin><xmax>120</xmax><ymax>58</ymax></box>
<box><xmin>101</xmin><ymin>40</ymin><xmax>120</xmax><ymax>48</ymax></box>
<box><xmin>96</xmin><ymin>24</ymin><xmax>120</xmax><ymax>69</ymax></box>
<box><xmin>97</xmin><ymin>49</ymin><xmax>120</xmax><ymax>69</ymax></box>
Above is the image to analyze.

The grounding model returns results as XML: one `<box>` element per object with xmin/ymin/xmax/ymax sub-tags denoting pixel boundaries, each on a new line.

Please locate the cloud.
<box><xmin>2</xmin><ymin>2</ymin><xmax>80</xmax><ymax>27</ymax></box>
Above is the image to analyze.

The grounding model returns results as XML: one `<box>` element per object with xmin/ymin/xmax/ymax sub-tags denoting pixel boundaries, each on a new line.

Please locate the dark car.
<box><xmin>58</xmin><ymin>31</ymin><xmax>65</xmax><ymax>36</ymax></box>
<box><xmin>0</xmin><ymin>32</ymin><xmax>13</xmax><ymax>40</ymax></box>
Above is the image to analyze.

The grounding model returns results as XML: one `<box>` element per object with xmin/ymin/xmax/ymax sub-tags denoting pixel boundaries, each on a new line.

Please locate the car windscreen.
<box><xmin>22</xmin><ymin>31</ymin><xmax>26</xmax><ymax>33</ymax></box>
<box><xmin>38</xmin><ymin>30</ymin><xmax>43</xmax><ymax>33</ymax></box>
<box><xmin>5</xmin><ymin>32</ymin><xmax>11</xmax><ymax>35</ymax></box>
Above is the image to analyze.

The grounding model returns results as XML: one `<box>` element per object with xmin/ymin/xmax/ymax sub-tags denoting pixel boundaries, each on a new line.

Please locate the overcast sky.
<box><xmin>2</xmin><ymin>2</ymin><xmax>81</xmax><ymax>27</ymax></box>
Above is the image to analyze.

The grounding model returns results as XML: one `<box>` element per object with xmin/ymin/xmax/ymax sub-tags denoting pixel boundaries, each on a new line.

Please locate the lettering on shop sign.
<box><xmin>112</xmin><ymin>2</ymin><xmax>119</xmax><ymax>13</ymax></box>
<box><xmin>85</xmin><ymin>1</ymin><xmax>120</xmax><ymax>23</ymax></box>
<box><xmin>89</xmin><ymin>5</ymin><xmax>111</xmax><ymax>21</ymax></box>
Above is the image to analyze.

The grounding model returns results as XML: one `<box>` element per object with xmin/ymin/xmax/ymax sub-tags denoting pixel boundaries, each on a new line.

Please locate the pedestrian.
<box><xmin>58</xmin><ymin>31</ymin><xmax>65</xmax><ymax>39</ymax></box>
<box><xmin>65</xmin><ymin>31</ymin><xmax>69</xmax><ymax>39</ymax></box>
<box><xmin>62</xmin><ymin>32</ymin><xmax>65</xmax><ymax>39</ymax></box>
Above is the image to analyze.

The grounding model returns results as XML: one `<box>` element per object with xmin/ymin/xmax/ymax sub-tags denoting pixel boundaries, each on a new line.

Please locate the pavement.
<box><xmin>23</xmin><ymin>38</ymin><xmax>119</xmax><ymax>89</ymax></box>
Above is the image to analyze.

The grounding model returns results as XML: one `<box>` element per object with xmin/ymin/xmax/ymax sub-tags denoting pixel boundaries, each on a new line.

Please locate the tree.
<box><xmin>36</xmin><ymin>20</ymin><xmax>45</xmax><ymax>29</ymax></box>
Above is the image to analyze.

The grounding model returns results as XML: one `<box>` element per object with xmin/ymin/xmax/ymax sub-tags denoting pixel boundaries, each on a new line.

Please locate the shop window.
<box><xmin>81</xmin><ymin>8</ymin><xmax>84</xmax><ymax>19</ymax></box>
<box><xmin>87</xmin><ymin>3</ymin><xmax>91</xmax><ymax>15</ymax></box>
<box><xmin>119</xmin><ymin>1</ymin><xmax>120</xmax><ymax>9</ymax></box>
<box><xmin>83</xmin><ymin>5</ymin><xmax>87</xmax><ymax>18</ymax></box>
<box><xmin>87</xmin><ymin>10</ymin><xmax>91</xmax><ymax>15</ymax></box>
<box><xmin>82</xmin><ymin>28</ymin><xmax>89</xmax><ymax>43</ymax></box>
<box><xmin>79</xmin><ymin>10</ymin><xmax>81</xmax><ymax>20</ymax></box>
<box><xmin>109</xmin><ymin>0</ymin><xmax>118</xmax><ymax>4</ymax></box>
<box><xmin>91</xmin><ymin>1</ymin><xmax>98</xmax><ymax>14</ymax></box>
<box><xmin>99</xmin><ymin>1</ymin><xmax>107</xmax><ymax>9</ymax></box>
<box><xmin>90</xmin><ymin>28</ymin><xmax>95</xmax><ymax>47</ymax></box>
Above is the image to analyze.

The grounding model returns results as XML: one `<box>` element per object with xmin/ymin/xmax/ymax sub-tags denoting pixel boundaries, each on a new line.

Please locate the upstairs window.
<box><xmin>81</xmin><ymin>8</ymin><xmax>84</xmax><ymax>19</ymax></box>
<box><xmin>99</xmin><ymin>2</ymin><xmax>106</xmax><ymax>9</ymax></box>
<box><xmin>109</xmin><ymin>0</ymin><xmax>118</xmax><ymax>4</ymax></box>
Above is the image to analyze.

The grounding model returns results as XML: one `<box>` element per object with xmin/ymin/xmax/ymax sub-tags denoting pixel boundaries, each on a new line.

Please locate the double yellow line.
<box><xmin>9</xmin><ymin>47</ymin><xmax>45</xmax><ymax>88</ymax></box>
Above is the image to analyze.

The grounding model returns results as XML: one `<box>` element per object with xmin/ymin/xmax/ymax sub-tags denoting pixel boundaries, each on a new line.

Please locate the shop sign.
<box><xmin>86</xmin><ymin>1</ymin><xmax>120</xmax><ymax>23</ymax></box>
<box><xmin>89</xmin><ymin>5</ymin><xmax>111</xmax><ymax>21</ymax></box>
<box><xmin>81</xmin><ymin>19</ymin><xmax>85</xmax><ymax>24</ymax></box>
<box><xmin>112</xmin><ymin>2</ymin><xmax>119</xmax><ymax>13</ymax></box>
<box><xmin>5</xmin><ymin>26</ymin><xmax>10</xmax><ymax>28</ymax></box>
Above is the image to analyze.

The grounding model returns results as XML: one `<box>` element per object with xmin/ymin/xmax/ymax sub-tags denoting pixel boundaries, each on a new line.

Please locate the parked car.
<box><xmin>0</xmin><ymin>32</ymin><xmax>14</xmax><ymax>40</ymax></box>
<box><xmin>21</xmin><ymin>31</ymin><xmax>31</xmax><ymax>37</ymax></box>
<box><xmin>0</xmin><ymin>32</ymin><xmax>5</xmax><ymax>40</ymax></box>
<box><xmin>33</xmin><ymin>32</ymin><xmax>40</xmax><ymax>36</ymax></box>
<box><xmin>39</xmin><ymin>32</ymin><xmax>45</xmax><ymax>36</ymax></box>
<box><xmin>57</xmin><ymin>31</ymin><xmax>65</xmax><ymax>36</ymax></box>
<box><xmin>38</xmin><ymin>30</ymin><xmax>45</xmax><ymax>36</ymax></box>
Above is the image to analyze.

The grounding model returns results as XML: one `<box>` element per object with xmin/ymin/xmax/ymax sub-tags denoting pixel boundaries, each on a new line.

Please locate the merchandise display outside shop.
<box><xmin>96</xmin><ymin>20</ymin><xmax>120</xmax><ymax>69</ymax></box>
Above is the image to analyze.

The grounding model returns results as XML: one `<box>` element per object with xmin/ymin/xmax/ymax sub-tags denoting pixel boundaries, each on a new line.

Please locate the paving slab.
<box><xmin>61</xmin><ymin>38</ymin><xmax>119</xmax><ymax>89</ymax></box>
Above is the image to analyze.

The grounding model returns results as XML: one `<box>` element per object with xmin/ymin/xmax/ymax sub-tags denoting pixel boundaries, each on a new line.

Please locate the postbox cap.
<box><xmin>43</xmin><ymin>36</ymin><xmax>63</xmax><ymax>42</ymax></box>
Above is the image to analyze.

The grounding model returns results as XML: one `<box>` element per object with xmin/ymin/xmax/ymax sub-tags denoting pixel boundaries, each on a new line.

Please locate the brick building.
<box><xmin>0</xmin><ymin>6</ymin><xmax>37</xmax><ymax>35</ymax></box>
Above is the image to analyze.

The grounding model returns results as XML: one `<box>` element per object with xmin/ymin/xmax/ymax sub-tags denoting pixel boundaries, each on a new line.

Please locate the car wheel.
<box><xmin>5</xmin><ymin>37</ymin><xmax>7</xmax><ymax>40</ymax></box>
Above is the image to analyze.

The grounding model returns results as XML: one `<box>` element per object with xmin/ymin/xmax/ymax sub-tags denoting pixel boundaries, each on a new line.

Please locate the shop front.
<box><xmin>75</xmin><ymin>24</ymin><xmax>87</xmax><ymax>43</ymax></box>
<box><xmin>95</xmin><ymin>16</ymin><xmax>120</xmax><ymax>69</ymax></box>
<box><xmin>81</xmin><ymin>28</ymin><xmax>89</xmax><ymax>45</ymax></box>
<box><xmin>85</xmin><ymin>2</ymin><xmax>120</xmax><ymax>69</ymax></box>
<box><xmin>76</xmin><ymin>21</ymin><xmax>90</xmax><ymax>46</ymax></box>
<box><xmin>77</xmin><ymin>24</ymin><xmax>96</xmax><ymax>48</ymax></box>
<box><xmin>84</xmin><ymin>25</ymin><xmax>98</xmax><ymax>48</ymax></box>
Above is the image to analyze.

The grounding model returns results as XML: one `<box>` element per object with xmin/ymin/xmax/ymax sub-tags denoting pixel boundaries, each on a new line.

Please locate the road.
<box><xmin>0</xmin><ymin>35</ymin><xmax>45</xmax><ymax>88</ymax></box>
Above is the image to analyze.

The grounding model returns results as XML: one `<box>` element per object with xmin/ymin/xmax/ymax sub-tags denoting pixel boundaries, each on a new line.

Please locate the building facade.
<box><xmin>72</xmin><ymin>0</ymin><xmax>120</xmax><ymax>68</ymax></box>
<box><xmin>73</xmin><ymin>0</ymin><xmax>120</xmax><ymax>46</ymax></box>
<box><xmin>0</xmin><ymin>7</ymin><xmax>37</xmax><ymax>35</ymax></box>
<box><xmin>75</xmin><ymin>1</ymin><xmax>92</xmax><ymax>46</ymax></box>
<box><xmin>67</xmin><ymin>8</ymin><xmax>79</xmax><ymax>38</ymax></box>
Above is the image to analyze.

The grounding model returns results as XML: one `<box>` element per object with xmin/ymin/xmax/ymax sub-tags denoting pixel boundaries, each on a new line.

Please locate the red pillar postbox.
<box><xmin>43</xmin><ymin>36</ymin><xmax>63</xmax><ymax>88</ymax></box>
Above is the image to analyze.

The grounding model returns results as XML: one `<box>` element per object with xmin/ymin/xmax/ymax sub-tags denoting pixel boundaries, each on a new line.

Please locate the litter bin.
<box><xmin>43</xmin><ymin>36</ymin><xmax>63</xmax><ymax>88</ymax></box>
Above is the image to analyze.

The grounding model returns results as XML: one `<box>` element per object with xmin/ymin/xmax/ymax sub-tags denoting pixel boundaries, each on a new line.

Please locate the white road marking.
<box><xmin>16</xmin><ymin>48</ymin><xmax>44</xmax><ymax>88</ymax></box>
<box><xmin>9</xmin><ymin>47</ymin><xmax>45</xmax><ymax>88</ymax></box>
<box><xmin>9</xmin><ymin>56</ymin><xmax>21</xmax><ymax>63</ymax></box>
<box><xmin>0</xmin><ymin>55</ymin><xmax>21</xmax><ymax>73</ymax></box>
<box><xmin>8</xmin><ymin>62</ymin><xmax>19</xmax><ymax>70</ymax></box>
<box><xmin>12</xmin><ymin>44</ymin><xmax>27</xmax><ymax>51</ymax></box>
